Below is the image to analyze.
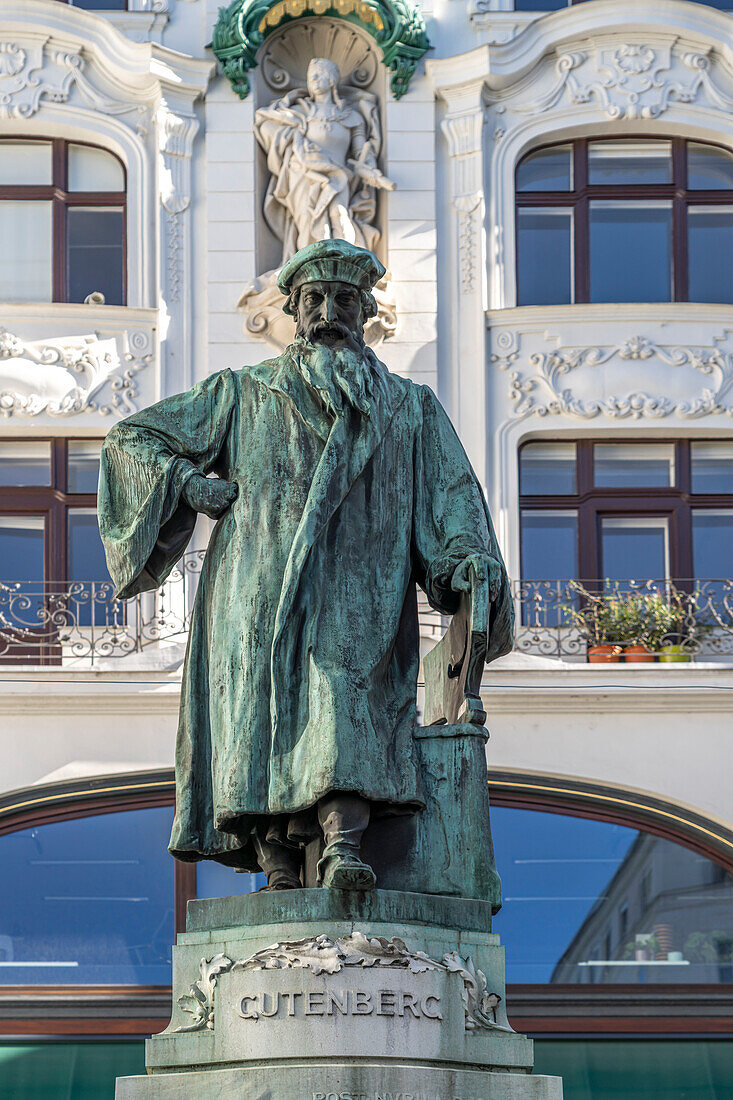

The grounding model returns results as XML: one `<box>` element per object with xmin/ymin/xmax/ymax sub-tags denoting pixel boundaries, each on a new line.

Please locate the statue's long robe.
<box><xmin>99</xmin><ymin>350</ymin><xmax>513</xmax><ymax>869</ymax></box>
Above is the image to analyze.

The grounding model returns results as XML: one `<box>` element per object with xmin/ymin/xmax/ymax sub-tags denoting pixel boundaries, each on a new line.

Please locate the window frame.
<box><xmin>519</xmin><ymin>438</ymin><xmax>733</xmax><ymax>585</ymax></box>
<box><xmin>0</xmin><ymin>137</ymin><xmax>127</xmax><ymax>305</ymax></box>
<box><xmin>515</xmin><ymin>137</ymin><xmax>733</xmax><ymax>305</ymax></box>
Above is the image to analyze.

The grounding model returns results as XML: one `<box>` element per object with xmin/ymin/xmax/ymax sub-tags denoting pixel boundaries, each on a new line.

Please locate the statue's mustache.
<box><xmin>310</xmin><ymin>320</ymin><xmax>351</xmax><ymax>341</ymax></box>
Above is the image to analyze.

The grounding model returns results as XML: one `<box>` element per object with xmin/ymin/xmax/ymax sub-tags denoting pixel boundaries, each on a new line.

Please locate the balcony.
<box><xmin>1</xmin><ymin>558</ymin><xmax>731</xmax><ymax>667</ymax></box>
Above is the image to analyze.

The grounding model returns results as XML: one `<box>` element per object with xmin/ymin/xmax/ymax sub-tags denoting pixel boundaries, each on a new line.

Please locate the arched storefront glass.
<box><xmin>492</xmin><ymin>806</ymin><xmax>733</xmax><ymax>985</ymax></box>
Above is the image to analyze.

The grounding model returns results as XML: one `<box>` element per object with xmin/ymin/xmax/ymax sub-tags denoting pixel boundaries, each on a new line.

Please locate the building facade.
<box><xmin>0</xmin><ymin>0</ymin><xmax>732</xmax><ymax>1095</ymax></box>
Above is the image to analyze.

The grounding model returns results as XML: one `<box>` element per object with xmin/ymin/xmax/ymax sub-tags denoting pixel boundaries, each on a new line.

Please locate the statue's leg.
<box><xmin>316</xmin><ymin>794</ymin><xmax>376</xmax><ymax>891</ymax></box>
<box><xmin>252</xmin><ymin>817</ymin><xmax>302</xmax><ymax>890</ymax></box>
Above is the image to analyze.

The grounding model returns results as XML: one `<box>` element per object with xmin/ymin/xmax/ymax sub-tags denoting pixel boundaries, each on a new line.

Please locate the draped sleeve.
<box><xmin>98</xmin><ymin>369</ymin><xmax>239</xmax><ymax>600</ymax></box>
<box><xmin>412</xmin><ymin>385</ymin><xmax>514</xmax><ymax>663</ymax></box>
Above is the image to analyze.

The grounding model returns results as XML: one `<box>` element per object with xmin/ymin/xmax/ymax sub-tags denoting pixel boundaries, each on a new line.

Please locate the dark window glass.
<box><xmin>517</xmin><ymin>208</ymin><xmax>572</xmax><ymax>305</ymax></box>
<box><xmin>196</xmin><ymin>862</ymin><xmax>265</xmax><ymax>899</ymax></box>
<box><xmin>68</xmin><ymin>509</ymin><xmax>114</xmax><ymax>625</ymax></box>
<box><xmin>520</xmin><ymin>442</ymin><xmax>577</xmax><ymax>495</ymax></box>
<box><xmin>521</xmin><ymin>511</ymin><xmax>578</xmax><ymax>581</ymax></box>
<box><xmin>589</xmin><ymin>201</ymin><xmax>672</xmax><ymax>303</ymax></box>
<box><xmin>516</xmin><ymin>146</ymin><xmax>572</xmax><ymax>192</ymax></box>
<box><xmin>67</xmin><ymin>441</ymin><xmax>102</xmax><ymax>494</ymax></box>
<box><xmin>692</xmin><ymin>511</ymin><xmax>733</xmax><ymax>579</ymax></box>
<box><xmin>688</xmin><ymin>207</ymin><xmax>733</xmax><ymax>304</ymax></box>
<box><xmin>514</xmin><ymin>0</ymin><xmax>566</xmax><ymax>8</ymax></box>
<box><xmin>492</xmin><ymin>806</ymin><xmax>733</xmax><ymax>985</ymax></box>
<box><xmin>588</xmin><ymin>141</ymin><xmax>672</xmax><ymax>186</ymax></box>
<box><xmin>0</xmin><ymin>517</ymin><xmax>44</xmax><ymax>582</ymax></box>
<box><xmin>691</xmin><ymin>442</ymin><xmax>733</xmax><ymax>494</ymax></box>
<box><xmin>0</xmin><ymin>807</ymin><xmax>174</xmax><ymax>985</ymax></box>
<box><xmin>593</xmin><ymin>443</ymin><xmax>675</xmax><ymax>488</ymax></box>
<box><xmin>67</xmin><ymin>208</ymin><xmax>124</xmax><ymax>305</ymax></box>
<box><xmin>601</xmin><ymin>517</ymin><xmax>669</xmax><ymax>583</ymax></box>
<box><xmin>688</xmin><ymin>143</ymin><xmax>733</xmax><ymax>189</ymax></box>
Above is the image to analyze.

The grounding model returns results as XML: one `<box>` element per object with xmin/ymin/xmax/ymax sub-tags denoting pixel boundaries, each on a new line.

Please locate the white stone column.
<box><xmin>427</xmin><ymin>49</ymin><xmax>489</xmax><ymax>483</ymax></box>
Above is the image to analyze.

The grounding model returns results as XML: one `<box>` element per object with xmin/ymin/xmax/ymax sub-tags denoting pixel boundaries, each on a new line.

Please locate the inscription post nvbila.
<box><xmin>108</xmin><ymin>240</ymin><xmax>563</xmax><ymax>1100</ymax></box>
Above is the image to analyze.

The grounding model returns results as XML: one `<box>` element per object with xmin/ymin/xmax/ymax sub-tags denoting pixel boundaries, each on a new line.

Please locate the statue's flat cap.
<box><xmin>277</xmin><ymin>239</ymin><xmax>385</xmax><ymax>296</ymax></box>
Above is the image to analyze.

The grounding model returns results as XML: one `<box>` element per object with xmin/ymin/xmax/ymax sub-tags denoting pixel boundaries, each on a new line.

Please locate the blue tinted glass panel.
<box><xmin>691</xmin><ymin>443</ymin><xmax>733</xmax><ymax>494</ymax></box>
<box><xmin>68</xmin><ymin>510</ymin><xmax>115</xmax><ymax>626</ymax></box>
<box><xmin>197</xmin><ymin>862</ymin><xmax>265</xmax><ymax>899</ymax></box>
<box><xmin>517</xmin><ymin>147</ymin><xmax>572</xmax><ymax>192</ymax></box>
<box><xmin>688</xmin><ymin>143</ymin><xmax>733</xmax><ymax>189</ymax></box>
<box><xmin>692</xmin><ymin>511</ymin><xmax>733</xmax><ymax>579</ymax></box>
<box><xmin>521</xmin><ymin>511</ymin><xmax>577</xmax><ymax>580</ymax></box>
<box><xmin>70</xmin><ymin>0</ymin><xmax>126</xmax><ymax>11</ymax></box>
<box><xmin>514</xmin><ymin>0</ymin><xmax>567</xmax><ymax>8</ymax></box>
<box><xmin>590</xmin><ymin>201</ymin><xmax>672</xmax><ymax>303</ymax></box>
<box><xmin>594</xmin><ymin>444</ymin><xmax>675</xmax><ymax>488</ymax></box>
<box><xmin>588</xmin><ymin>141</ymin><xmax>671</xmax><ymax>185</ymax></box>
<box><xmin>0</xmin><ymin>807</ymin><xmax>174</xmax><ymax>984</ymax></box>
<box><xmin>520</xmin><ymin>443</ymin><xmax>576</xmax><ymax>495</ymax></box>
<box><xmin>517</xmin><ymin>208</ymin><xmax>572</xmax><ymax>306</ymax></box>
<box><xmin>601</xmin><ymin>517</ymin><xmax>669</xmax><ymax>583</ymax></box>
<box><xmin>688</xmin><ymin>207</ymin><xmax>733</xmax><ymax>304</ymax></box>
<box><xmin>491</xmin><ymin>806</ymin><xmax>733</xmax><ymax>985</ymax></box>
<box><xmin>0</xmin><ymin>442</ymin><xmax>50</xmax><ymax>487</ymax></box>
<box><xmin>67</xmin><ymin>208</ymin><xmax>124</xmax><ymax>305</ymax></box>
<box><xmin>0</xmin><ymin>517</ymin><xmax>44</xmax><ymax>582</ymax></box>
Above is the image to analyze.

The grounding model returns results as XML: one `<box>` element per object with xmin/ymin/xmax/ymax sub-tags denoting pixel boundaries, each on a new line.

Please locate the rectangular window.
<box><xmin>0</xmin><ymin>515</ymin><xmax>45</xmax><ymax>582</ymax></box>
<box><xmin>520</xmin><ymin>442</ymin><xmax>577</xmax><ymax>495</ymax></box>
<box><xmin>517</xmin><ymin>208</ymin><xmax>573</xmax><ymax>306</ymax></box>
<box><xmin>68</xmin><ymin>508</ymin><xmax>113</xmax><ymax>625</ymax></box>
<box><xmin>0</xmin><ymin>441</ymin><xmax>51</xmax><ymax>487</ymax></box>
<box><xmin>0</xmin><ymin>141</ymin><xmax>52</xmax><ymax>186</ymax></box>
<box><xmin>692</xmin><ymin>510</ymin><xmax>733</xmax><ymax>579</ymax></box>
<box><xmin>67</xmin><ymin>207</ymin><xmax>124</xmax><ymax>305</ymax></box>
<box><xmin>588</xmin><ymin>140</ymin><xmax>672</xmax><ymax>186</ymax></box>
<box><xmin>593</xmin><ymin>443</ymin><xmax>675</xmax><ymax>488</ymax></box>
<box><xmin>688</xmin><ymin>206</ymin><xmax>733</xmax><ymax>305</ymax></box>
<box><xmin>600</xmin><ymin>516</ymin><xmax>670</xmax><ymax>583</ymax></box>
<box><xmin>691</xmin><ymin>442</ymin><xmax>733</xmax><ymax>494</ymax></box>
<box><xmin>521</xmin><ymin>510</ymin><xmax>578</xmax><ymax>580</ymax></box>
<box><xmin>0</xmin><ymin>201</ymin><xmax>53</xmax><ymax>302</ymax></box>
<box><xmin>589</xmin><ymin>201</ymin><xmax>672</xmax><ymax>303</ymax></box>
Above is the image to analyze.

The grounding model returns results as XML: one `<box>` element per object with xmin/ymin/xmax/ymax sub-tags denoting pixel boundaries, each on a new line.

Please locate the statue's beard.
<box><xmin>295</xmin><ymin>331</ymin><xmax>375</xmax><ymax>418</ymax></box>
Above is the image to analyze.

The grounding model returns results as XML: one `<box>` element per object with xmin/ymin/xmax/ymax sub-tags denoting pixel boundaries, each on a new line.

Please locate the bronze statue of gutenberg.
<box><xmin>99</xmin><ymin>240</ymin><xmax>513</xmax><ymax>892</ymax></box>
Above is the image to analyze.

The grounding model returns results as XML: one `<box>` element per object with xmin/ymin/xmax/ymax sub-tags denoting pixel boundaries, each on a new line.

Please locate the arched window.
<box><xmin>515</xmin><ymin>139</ymin><xmax>733</xmax><ymax>306</ymax></box>
<box><xmin>0</xmin><ymin>138</ymin><xmax>126</xmax><ymax>305</ymax></box>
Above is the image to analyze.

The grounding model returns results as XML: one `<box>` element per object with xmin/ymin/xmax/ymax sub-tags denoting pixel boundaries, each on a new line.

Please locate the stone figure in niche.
<box><xmin>240</xmin><ymin>59</ymin><xmax>397</xmax><ymax>349</ymax></box>
<box><xmin>99</xmin><ymin>240</ymin><xmax>512</xmax><ymax>895</ymax></box>
<box><xmin>255</xmin><ymin>56</ymin><xmax>395</xmax><ymax>256</ymax></box>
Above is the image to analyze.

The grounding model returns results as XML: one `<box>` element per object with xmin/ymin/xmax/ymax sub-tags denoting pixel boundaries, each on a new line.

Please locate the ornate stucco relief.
<box><xmin>0</xmin><ymin>328</ymin><xmax>153</xmax><ymax>419</ymax></box>
<box><xmin>491</xmin><ymin>330</ymin><xmax>733</xmax><ymax>421</ymax></box>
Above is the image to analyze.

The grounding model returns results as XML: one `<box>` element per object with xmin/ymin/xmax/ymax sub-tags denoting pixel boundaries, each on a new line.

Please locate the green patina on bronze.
<box><xmin>210</xmin><ymin>0</ymin><xmax>431</xmax><ymax>100</ymax></box>
<box><xmin>99</xmin><ymin>240</ymin><xmax>512</xmax><ymax>905</ymax></box>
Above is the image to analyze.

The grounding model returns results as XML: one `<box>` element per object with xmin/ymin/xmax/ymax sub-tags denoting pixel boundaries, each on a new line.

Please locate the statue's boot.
<box><xmin>317</xmin><ymin>794</ymin><xmax>376</xmax><ymax>891</ymax></box>
<box><xmin>252</xmin><ymin>821</ymin><xmax>301</xmax><ymax>890</ymax></box>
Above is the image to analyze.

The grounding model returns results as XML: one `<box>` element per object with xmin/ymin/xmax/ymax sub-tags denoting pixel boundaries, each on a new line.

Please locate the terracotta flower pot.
<box><xmin>624</xmin><ymin>644</ymin><xmax>655</xmax><ymax>663</ymax></box>
<box><xmin>587</xmin><ymin>645</ymin><xmax>623</xmax><ymax>663</ymax></box>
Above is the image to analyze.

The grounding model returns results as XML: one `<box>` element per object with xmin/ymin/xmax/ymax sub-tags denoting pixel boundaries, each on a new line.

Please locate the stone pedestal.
<box><xmin>116</xmin><ymin>890</ymin><xmax>563</xmax><ymax>1099</ymax></box>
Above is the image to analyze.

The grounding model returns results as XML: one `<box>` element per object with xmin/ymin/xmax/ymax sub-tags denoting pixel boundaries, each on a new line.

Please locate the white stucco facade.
<box><xmin>0</xmin><ymin>0</ymin><xmax>731</xmax><ymax>862</ymax></box>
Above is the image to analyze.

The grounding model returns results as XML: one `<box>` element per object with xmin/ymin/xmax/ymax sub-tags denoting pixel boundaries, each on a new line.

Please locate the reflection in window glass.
<box><xmin>67</xmin><ymin>440</ymin><xmax>103</xmax><ymax>494</ymax></box>
<box><xmin>492</xmin><ymin>806</ymin><xmax>733</xmax><ymax>985</ymax></box>
<box><xmin>594</xmin><ymin>443</ymin><xmax>675</xmax><ymax>488</ymax></box>
<box><xmin>68</xmin><ymin>509</ymin><xmax>114</xmax><ymax>625</ymax></box>
<box><xmin>688</xmin><ymin>207</ymin><xmax>733</xmax><ymax>304</ymax></box>
<box><xmin>67</xmin><ymin>208</ymin><xmax>124</xmax><ymax>305</ymax></box>
<box><xmin>0</xmin><ymin>201</ymin><xmax>52</xmax><ymax>302</ymax></box>
<box><xmin>601</xmin><ymin>516</ymin><xmax>669</xmax><ymax>583</ymax></box>
<box><xmin>688</xmin><ymin>143</ymin><xmax>733</xmax><ymax>190</ymax></box>
<box><xmin>691</xmin><ymin>442</ymin><xmax>733</xmax><ymax>494</ymax></box>
<box><xmin>517</xmin><ymin>208</ymin><xmax>573</xmax><ymax>305</ymax></box>
<box><xmin>589</xmin><ymin>201</ymin><xmax>672</xmax><ymax>303</ymax></box>
<box><xmin>588</xmin><ymin>141</ymin><xmax>672</xmax><ymax>186</ymax></box>
<box><xmin>68</xmin><ymin>145</ymin><xmax>125</xmax><ymax>193</ymax></box>
<box><xmin>692</xmin><ymin>510</ymin><xmax>733</xmax><ymax>578</ymax></box>
<box><xmin>521</xmin><ymin>511</ymin><xmax>578</xmax><ymax>580</ymax></box>
<box><xmin>0</xmin><ymin>142</ymin><xmax>52</xmax><ymax>186</ymax></box>
<box><xmin>520</xmin><ymin>443</ymin><xmax>576</xmax><ymax>495</ymax></box>
<box><xmin>517</xmin><ymin>146</ymin><xmax>572</xmax><ymax>192</ymax></box>
<box><xmin>197</xmin><ymin>862</ymin><xmax>265</xmax><ymax>899</ymax></box>
<box><xmin>0</xmin><ymin>441</ymin><xmax>51</xmax><ymax>486</ymax></box>
<box><xmin>0</xmin><ymin>808</ymin><xmax>174</xmax><ymax>985</ymax></box>
<box><xmin>0</xmin><ymin>516</ymin><xmax>44</xmax><ymax>582</ymax></box>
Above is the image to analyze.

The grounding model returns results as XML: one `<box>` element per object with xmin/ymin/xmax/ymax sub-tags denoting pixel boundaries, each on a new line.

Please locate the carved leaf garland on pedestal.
<box><xmin>175</xmin><ymin>934</ymin><xmax>509</xmax><ymax>1033</ymax></box>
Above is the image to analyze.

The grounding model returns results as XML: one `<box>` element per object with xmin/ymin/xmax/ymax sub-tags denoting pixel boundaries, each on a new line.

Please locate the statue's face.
<box><xmin>295</xmin><ymin>280</ymin><xmax>363</xmax><ymax>347</ymax></box>
<box><xmin>307</xmin><ymin>59</ymin><xmax>339</xmax><ymax>98</ymax></box>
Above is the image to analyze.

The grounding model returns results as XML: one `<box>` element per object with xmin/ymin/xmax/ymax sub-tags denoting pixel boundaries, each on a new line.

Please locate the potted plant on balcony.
<box><xmin>561</xmin><ymin>583</ymin><xmax>690</xmax><ymax>663</ymax></box>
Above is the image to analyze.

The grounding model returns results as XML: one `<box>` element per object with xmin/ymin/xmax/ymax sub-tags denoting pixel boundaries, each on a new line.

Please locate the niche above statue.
<box><xmin>240</xmin><ymin>20</ymin><xmax>397</xmax><ymax>350</ymax></box>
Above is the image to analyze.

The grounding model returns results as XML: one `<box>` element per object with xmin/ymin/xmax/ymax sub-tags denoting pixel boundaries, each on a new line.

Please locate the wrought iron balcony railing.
<box><xmin>1</xmin><ymin>557</ymin><xmax>732</xmax><ymax>666</ymax></box>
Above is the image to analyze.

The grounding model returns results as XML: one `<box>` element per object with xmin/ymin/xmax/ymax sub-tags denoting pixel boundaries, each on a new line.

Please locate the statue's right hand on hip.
<box><xmin>182</xmin><ymin>473</ymin><xmax>238</xmax><ymax>520</ymax></box>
